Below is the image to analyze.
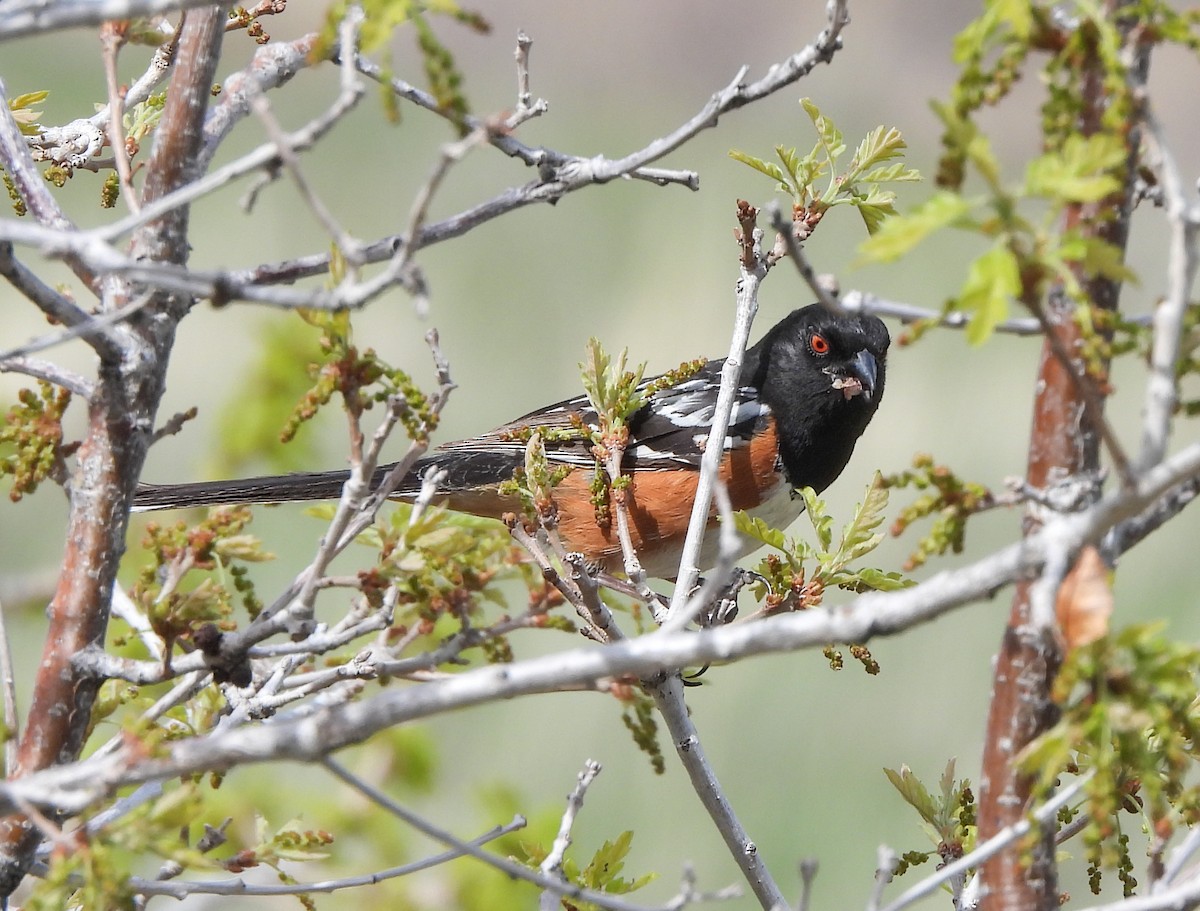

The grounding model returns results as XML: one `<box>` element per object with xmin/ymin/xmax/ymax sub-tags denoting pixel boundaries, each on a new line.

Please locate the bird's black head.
<box><xmin>744</xmin><ymin>304</ymin><xmax>890</xmax><ymax>493</ymax></box>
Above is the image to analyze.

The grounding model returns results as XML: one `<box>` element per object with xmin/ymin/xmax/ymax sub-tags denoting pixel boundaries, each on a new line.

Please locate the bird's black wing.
<box><xmin>409</xmin><ymin>360</ymin><xmax>771</xmax><ymax>494</ymax></box>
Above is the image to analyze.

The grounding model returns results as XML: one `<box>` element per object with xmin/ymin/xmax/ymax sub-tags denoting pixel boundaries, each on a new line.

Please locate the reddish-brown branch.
<box><xmin>0</xmin><ymin>7</ymin><xmax>227</xmax><ymax>899</ymax></box>
<box><xmin>975</xmin><ymin>12</ymin><xmax>1149</xmax><ymax>911</ymax></box>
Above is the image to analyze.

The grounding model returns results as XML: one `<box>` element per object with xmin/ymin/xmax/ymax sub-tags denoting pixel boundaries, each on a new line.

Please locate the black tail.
<box><xmin>132</xmin><ymin>448</ymin><xmax>524</xmax><ymax>512</ymax></box>
<box><xmin>132</xmin><ymin>464</ymin><xmax>405</xmax><ymax>512</ymax></box>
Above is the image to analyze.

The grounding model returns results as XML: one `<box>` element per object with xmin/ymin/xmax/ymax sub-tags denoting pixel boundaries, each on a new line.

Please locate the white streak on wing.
<box><xmin>692</xmin><ymin>433</ymin><xmax>751</xmax><ymax>452</ymax></box>
<box><xmin>629</xmin><ymin>443</ymin><xmax>692</xmax><ymax>464</ymax></box>
<box><xmin>656</xmin><ymin>384</ymin><xmax>767</xmax><ymax>428</ymax></box>
<box><xmin>689</xmin><ymin>399</ymin><xmax>772</xmax><ymax>452</ymax></box>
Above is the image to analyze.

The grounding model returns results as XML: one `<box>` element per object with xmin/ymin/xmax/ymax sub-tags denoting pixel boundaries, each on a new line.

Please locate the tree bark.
<box><xmin>975</xmin><ymin>9</ymin><xmax>1149</xmax><ymax>909</ymax></box>
<box><xmin>0</xmin><ymin>8</ymin><xmax>226</xmax><ymax>897</ymax></box>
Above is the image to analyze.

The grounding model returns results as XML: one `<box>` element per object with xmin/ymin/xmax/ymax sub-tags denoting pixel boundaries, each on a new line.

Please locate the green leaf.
<box><xmin>581</xmin><ymin>831</ymin><xmax>631</xmax><ymax>888</ymax></box>
<box><xmin>856</xmin><ymin>190</ymin><xmax>975</xmax><ymax>263</ymax></box>
<box><xmin>849</xmin><ymin>188</ymin><xmax>900</xmax><ymax>236</ymax></box>
<box><xmin>957</xmin><ymin>241</ymin><xmax>1021</xmax><ymax>345</ymax></box>
<box><xmin>728</xmin><ymin>149</ymin><xmax>786</xmax><ymax>185</ymax></box>
<box><xmin>1057</xmin><ymin>232</ymin><xmax>1139</xmax><ymax>285</ymax></box>
<box><xmin>801</xmin><ymin>97</ymin><xmax>846</xmax><ymax>165</ymax></box>
<box><xmin>1025</xmin><ymin>134</ymin><xmax>1125</xmax><ymax>203</ymax></box>
<box><xmin>579</xmin><ymin>338</ymin><xmax>646</xmax><ymax>430</ymax></box>
<box><xmin>884</xmin><ymin>765</ymin><xmax>939</xmax><ymax>827</ymax></box>
<box><xmin>581</xmin><ymin>831</ymin><xmax>656</xmax><ymax>895</ymax></box>
<box><xmin>800</xmin><ymin>487</ymin><xmax>833</xmax><ymax>552</ymax></box>
<box><xmin>853</xmin><ymin>567</ymin><xmax>913</xmax><ymax>591</ymax></box>
<box><xmin>846</xmin><ymin>125</ymin><xmax>908</xmax><ymax>178</ymax></box>
<box><xmin>952</xmin><ymin>0</ymin><xmax>1033</xmax><ymax>63</ymax></box>
<box><xmin>733</xmin><ymin>512</ymin><xmax>788</xmax><ymax>551</ymax></box>
<box><xmin>860</xmin><ymin>162</ymin><xmax>923</xmax><ymax>185</ymax></box>
<box><xmin>776</xmin><ymin>145</ymin><xmax>802</xmax><ymax>184</ymax></box>
<box><xmin>832</xmin><ymin>472</ymin><xmax>889</xmax><ymax>567</ymax></box>
<box><xmin>9</xmin><ymin>90</ymin><xmax>49</xmax><ymax>108</ymax></box>
<box><xmin>938</xmin><ymin>758</ymin><xmax>958</xmax><ymax>807</ymax></box>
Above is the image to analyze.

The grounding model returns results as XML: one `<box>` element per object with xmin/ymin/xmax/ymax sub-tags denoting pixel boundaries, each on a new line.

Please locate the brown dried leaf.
<box><xmin>1055</xmin><ymin>545</ymin><xmax>1113</xmax><ymax>650</ymax></box>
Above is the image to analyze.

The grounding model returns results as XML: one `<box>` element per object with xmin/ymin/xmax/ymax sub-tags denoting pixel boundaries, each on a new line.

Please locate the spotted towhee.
<box><xmin>134</xmin><ymin>304</ymin><xmax>890</xmax><ymax>579</ymax></box>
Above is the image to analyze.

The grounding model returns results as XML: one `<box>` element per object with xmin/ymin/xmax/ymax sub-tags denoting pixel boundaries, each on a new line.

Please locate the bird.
<box><xmin>134</xmin><ymin>304</ymin><xmax>890</xmax><ymax>580</ymax></box>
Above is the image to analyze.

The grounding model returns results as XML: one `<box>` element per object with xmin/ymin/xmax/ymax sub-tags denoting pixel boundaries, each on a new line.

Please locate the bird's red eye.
<box><xmin>809</xmin><ymin>333</ymin><xmax>830</xmax><ymax>355</ymax></box>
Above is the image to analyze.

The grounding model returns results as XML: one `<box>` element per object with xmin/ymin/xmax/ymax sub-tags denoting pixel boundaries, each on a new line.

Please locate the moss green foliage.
<box><xmin>1021</xmin><ymin>624</ymin><xmax>1200</xmax><ymax>895</ymax></box>
<box><xmin>213</xmin><ymin>317</ymin><xmax>327</xmax><ymax>476</ymax></box>
<box><xmin>27</xmin><ymin>784</ymin><xmax>219</xmax><ymax>911</ymax></box>
<box><xmin>852</xmin><ymin>2</ymin><xmax>1200</xmax><ymax>345</ymax></box>
<box><xmin>562</xmin><ymin>338</ymin><xmax>705</xmax><ymax>526</ymax></box>
<box><xmin>580</xmin><ymin>339</ymin><xmax>653</xmax><ymax>438</ymax></box>
<box><xmin>516</xmin><ymin>829</ymin><xmax>656</xmax><ymax>911</ymax></box>
<box><xmin>859</xmin><ymin>128</ymin><xmax>1134</xmax><ymax>345</ymax></box>
<box><xmin>734</xmin><ymin>474</ymin><xmax>908</xmax><ymax>672</ymax></box>
<box><xmin>7</xmin><ymin>89</ymin><xmax>46</xmax><ymax>136</ymax></box>
<box><xmin>0</xmin><ymin>380</ymin><xmax>77</xmax><ymax>500</ymax></box>
<box><xmin>122</xmin><ymin>91</ymin><xmax>165</xmax><ymax>158</ymax></box>
<box><xmin>284</xmin><ymin>309</ymin><xmax>441</xmax><ymax>446</ymax></box>
<box><xmin>3</xmin><ymin>91</ymin><xmax>45</xmax><ymax>207</ymax></box>
<box><xmin>131</xmin><ymin>506</ymin><xmax>274</xmax><ymax>648</ymax></box>
<box><xmin>497</xmin><ymin>430</ymin><xmax>576</xmax><ymax>523</ymax></box>
<box><xmin>316</xmin><ymin>0</ymin><xmax>489</xmax><ymax>129</ymax></box>
<box><xmin>883</xmin><ymin>760</ymin><xmax>976</xmax><ymax>875</ymax></box>
<box><xmin>227</xmin><ymin>6</ymin><xmax>276</xmax><ymax>45</ymax></box>
<box><xmin>316</xmin><ymin>499</ymin><xmax>524</xmax><ymax>638</ymax></box>
<box><xmin>883</xmin><ymin>453</ymin><xmax>994</xmax><ymax>571</ymax></box>
<box><xmin>2</xmin><ymin>167</ymin><xmax>25</xmax><ymax>215</ymax></box>
<box><xmin>100</xmin><ymin>171</ymin><xmax>119</xmax><ymax>207</ymax></box>
<box><xmin>736</xmin><ymin>472</ymin><xmax>910</xmax><ymax>609</ymax></box>
<box><xmin>730</xmin><ymin>98</ymin><xmax>920</xmax><ymax>236</ymax></box>
<box><xmin>619</xmin><ymin>688</ymin><xmax>665</xmax><ymax>775</ymax></box>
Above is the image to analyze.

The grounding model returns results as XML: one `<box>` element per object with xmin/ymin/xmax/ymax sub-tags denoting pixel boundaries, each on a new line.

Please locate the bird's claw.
<box><xmin>698</xmin><ymin>567</ymin><xmax>769</xmax><ymax>627</ymax></box>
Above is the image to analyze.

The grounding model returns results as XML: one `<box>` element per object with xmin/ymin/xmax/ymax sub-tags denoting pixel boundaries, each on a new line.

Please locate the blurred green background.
<box><xmin>3</xmin><ymin>2</ymin><xmax>1200</xmax><ymax>908</ymax></box>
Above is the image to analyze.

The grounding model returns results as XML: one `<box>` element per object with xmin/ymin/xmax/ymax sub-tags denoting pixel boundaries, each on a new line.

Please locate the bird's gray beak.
<box><xmin>850</xmin><ymin>349</ymin><xmax>879</xmax><ymax>402</ymax></box>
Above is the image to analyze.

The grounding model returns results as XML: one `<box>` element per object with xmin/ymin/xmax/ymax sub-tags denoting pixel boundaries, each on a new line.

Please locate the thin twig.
<box><xmin>0</xmin><ymin>356</ymin><xmax>93</xmax><ymax>398</ymax></box>
<box><xmin>661</xmin><ymin>480</ymin><xmax>742</xmax><ymax>633</ymax></box>
<box><xmin>244</xmin><ymin>11</ymin><xmax>363</xmax><ymax>263</ymax></box>
<box><xmin>868</xmin><ymin>847</ymin><xmax>898</xmax><ymax>911</ymax></box>
<box><xmin>321</xmin><ymin>759</ymin><xmax>669</xmax><ymax>911</ymax></box>
<box><xmin>603</xmin><ymin>444</ymin><xmax>661</xmax><ymax>611</ymax></box>
<box><xmin>539</xmin><ymin>760</ymin><xmax>603</xmax><ymax>911</ymax></box>
<box><xmin>509</xmin><ymin>30</ymin><xmax>549</xmax><ymax>129</ymax></box>
<box><xmin>385</xmin><ymin>124</ymin><xmax>493</xmax><ymax>314</ymax></box>
<box><xmin>0</xmin><ymin>242</ymin><xmax>111</xmax><ymax>355</ymax></box>
<box><xmin>262</xmin><ymin>330</ymin><xmax>454</xmax><ymax>635</ymax></box>
<box><xmin>1156</xmin><ymin>826</ymin><xmax>1200</xmax><ymax>892</ymax></box>
<box><xmin>0</xmin><ymin>292</ymin><xmax>147</xmax><ymax>364</ymax></box>
<box><xmin>109</xmin><ymin>586</ymin><xmax>165</xmax><ymax>663</ymax></box>
<box><xmin>562</xmin><ymin>553</ymin><xmax>625</xmax><ymax>642</ymax></box>
<box><xmin>247</xmin><ymin>88</ymin><xmax>361</xmax><ymax>264</ymax></box>
<box><xmin>0</xmin><ymin>597</ymin><xmax>18</xmax><ymax>777</ymax></box>
<box><xmin>100</xmin><ymin>23</ymin><xmax>140</xmax><ymax>213</ymax></box>
<box><xmin>769</xmin><ymin>202</ymin><xmax>843</xmax><ymax>314</ymax></box>
<box><xmin>128</xmin><ymin>818</ymin><xmax>526</xmax><ymax>899</ymax></box>
<box><xmin>796</xmin><ymin>859</ymin><xmax>818</xmax><ymax>911</ymax></box>
<box><xmin>878</xmin><ymin>775</ymin><xmax>1090</xmax><ymax>911</ymax></box>
<box><xmin>90</xmin><ymin>32</ymin><xmax>330</xmax><ymax>245</ymax></box>
<box><xmin>1136</xmin><ymin>101</ymin><xmax>1199</xmax><ymax>470</ymax></box>
<box><xmin>650</xmin><ymin>674</ymin><xmax>786</xmax><ymax>909</ymax></box>
<box><xmin>666</xmin><ymin>204</ymin><xmax>768</xmax><ymax>622</ymax></box>
<box><xmin>216</xmin><ymin>1</ymin><xmax>854</xmax><ymax>297</ymax></box>
<box><xmin>0</xmin><ymin>0</ymin><xmax>213</xmax><ymax>40</ymax></box>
